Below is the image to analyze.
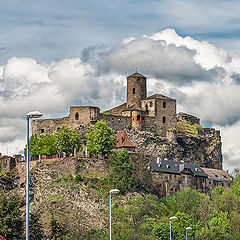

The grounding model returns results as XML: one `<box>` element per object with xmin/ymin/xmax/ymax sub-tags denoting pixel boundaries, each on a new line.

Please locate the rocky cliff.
<box><xmin>127</xmin><ymin>120</ymin><xmax>222</xmax><ymax>169</ymax></box>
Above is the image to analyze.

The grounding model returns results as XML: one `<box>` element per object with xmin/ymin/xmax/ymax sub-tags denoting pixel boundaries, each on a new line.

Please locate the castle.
<box><xmin>32</xmin><ymin>72</ymin><xmax>176</xmax><ymax>136</ymax></box>
<box><xmin>29</xmin><ymin>72</ymin><xmax>233</xmax><ymax>196</ymax></box>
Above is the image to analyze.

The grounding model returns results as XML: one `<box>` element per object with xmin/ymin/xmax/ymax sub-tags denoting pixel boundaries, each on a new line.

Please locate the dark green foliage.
<box><xmin>152</xmin><ymin>222</ymin><xmax>170</xmax><ymax>240</ymax></box>
<box><xmin>29</xmin><ymin>211</ymin><xmax>44</xmax><ymax>240</ymax></box>
<box><xmin>75</xmin><ymin>173</ymin><xmax>84</xmax><ymax>183</ymax></box>
<box><xmin>162</xmin><ymin>187</ymin><xmax>206</xmax><ymax>216</ymax></box>
<box><xmin>86</xmin><ymin>120</ymin><xmax>116</xmax><ymax>156</ymax></box>
<box><xmin>0</xmin><ymin>191</ymin><xmax>24</xmax><ymax>240</ymax></box>
<box><xmin>27</xmin><ymin>126</ymin><xmax>82</xmax><ymax>157</ymax></box>
<box><xmin>109</xmin><ymin>149</ymin><xmax>135</xmax><ymax>193</ymax></box>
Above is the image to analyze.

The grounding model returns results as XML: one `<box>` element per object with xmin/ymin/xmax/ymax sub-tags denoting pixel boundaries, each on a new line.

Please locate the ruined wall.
<box><xmin>177</xmin><ymin>113</ymin><xmax>200</xmax><ymax>125</ymax></box>
<box><xmin>99</xmin><ymin>113</ymin><xmax>131</xmax><ymax>131</ymax></box>
<box><xmin>103</xmin><ymin>103</ymin><xmax>127</xmax><ymax>116</ymax></box>
<box><xmin>32</xmin><ymin>106</ymin><xmax>100</xmax><ymax>136</ymax></box>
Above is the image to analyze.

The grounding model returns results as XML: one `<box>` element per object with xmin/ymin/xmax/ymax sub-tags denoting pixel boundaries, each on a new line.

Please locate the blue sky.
<box><xmin>1</xmin><ymin>0</ymin><xmax>240</xmax><ymax>63</ymax></box>
<box><xmin>1</xmin><ymin>0</ymin><xmax>240</xmax><ymax>171</ymax></box>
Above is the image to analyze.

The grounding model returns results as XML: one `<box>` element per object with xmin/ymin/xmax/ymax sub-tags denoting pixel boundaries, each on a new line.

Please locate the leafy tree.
<box><xmin>28</xmin><ymin>134</ymin><xmax>41</xmax><ymax>156</ymax></box>
<box><xmin>0</xmin><ymin>191</ymin><xmax>24</xmax><ymax>240</ymax></box>
<box><xmin>29</xmin><ymin>211</ymin><xmax>44</xmax><ymax>240</ymax></box>
<box><xmin>195</xmin><ymin>211</ymin><xmax>231</xmax><ymax>240</ymax></box>
<box><xmin>162</xmin><ymin>187</ymin><xmax>206</xmax><ymax>216</ymax></box>
<box><xmin>232</xmin><ymin>174</ymin><xmax>240</xmax><ymax>198</ymax></box>
<box><xmin>108</xmin><ymin>149</ymin><xmax>135</xmax><ymax>193</ymax></box>
<box><xmin>55</xmin><ymin>126</ymin><xmax>82</xmax><ymax>156</ymax></box>
<box><xmin>152</xmin><ymin>222</ymin><xmax>170</xmax><ymax>240</ymax></box>
<box><xmin>38</xmin><ymin>134</ymin><xmax>57</xmax><ymax>156</ymax></box>
<box><xmin>86</xmin><ymin>120</ymin><xmax>116</xmax><ymax>156</ymax></box>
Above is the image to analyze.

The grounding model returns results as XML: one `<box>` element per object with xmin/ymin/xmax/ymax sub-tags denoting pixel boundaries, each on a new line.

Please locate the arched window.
<box><xmin>75</xmin><ymin>112</ymin><xmax>79</xmax><ymax>120</ymax></box>
<box><xmin>137</xmin><ymin>115</ymin><xmax>140</xmax><ymax>121</ymax></box>
<box><xmin>163</xmin><ymin>101</ymin><xmax>166</xmax><ymax>108</ymax></box>
<box><xmin>163</xmin><ymin>116</ymin><xmax>166</xmax><ymax>123</ymax></box>
<box><xmin>133</xmin><ymin>88</ymin><xmax>135</xmax><ymax>94</ymax></box>
<box><xmin>150</xmin><ymin>101</ymin><xmax>153</xmax><ymax>107</ymax></box>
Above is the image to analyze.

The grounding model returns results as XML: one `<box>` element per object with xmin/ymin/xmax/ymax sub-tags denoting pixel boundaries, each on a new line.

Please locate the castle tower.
<box><xmin>127</xmin><ymin>72</ymin><xmax>146</xmax><ymax>108</ymax></box>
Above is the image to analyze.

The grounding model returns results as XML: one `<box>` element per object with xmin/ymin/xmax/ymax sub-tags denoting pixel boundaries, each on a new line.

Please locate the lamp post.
<box><xmin>186</xmin><ymin>227</ymin><xmax>192</xmax><ymax>240</ymax></box>
<box><xmin>109</xmin><ymin>189</ymin><xmax>120</xmax><ymax>240</ymax></box>
<box><xmin>169</xmin><ymin>216</ymin><xmax>177</xmax><ymax>240</ymax></box>
<box><xmin>26</xmin><ymin>111</ymin><xmax>42</xmax><ymax>240</ymax></box>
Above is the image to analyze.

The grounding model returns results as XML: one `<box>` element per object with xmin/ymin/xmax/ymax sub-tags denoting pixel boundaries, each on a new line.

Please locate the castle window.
<box><xmin>41</xmin><ymin>129</ymin><xmax>44</xmax><ymax>133</ymax></box>
<box><xmin>163</xmin><ymin>101</ymin><xmax>166</xmax><ymax>108</ymax></box>
<box><xmin>75</xmin><ymin>112</ymin><xmax>79</xmax><ymax>120</ymax></box>
<box><xmin>133</xmin><ymin>88</ymin><xmax>135</xmax><ymax>94</ymax></box>
<box><xmin>150</xmin><ymin>101</ymin><xmax>153</xmax><ymax>107</ymax></box>
<box><xmin>163</xmin><ymin>116</ymin><xmax>166</xmax><ymax>123</ymax></box>
<box><xmin>137</xmin><ymin>115</ymin><xmax>140</xmax><ymax>121</ymax></box>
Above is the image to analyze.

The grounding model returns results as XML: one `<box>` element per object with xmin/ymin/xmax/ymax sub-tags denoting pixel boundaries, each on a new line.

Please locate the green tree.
<box><xmin>55</xmin><ymin>126</ymin><xmax>82</xmax><ymax>156</ymax></box>
<box><xmin>86</xmin><ymin>120</ymin><xmax>116</xmax><ymax>156</ymax></box>
<box><xmin>232</xmin><ymin>174</ymin><xmax>240</xmax><ymax>198</ymax></box>
<box><xmin>195</xmin><ymin>211</ymin><xmax>231</xmax><ymax>240</ymax></box>
<box><xmin>29</xmin><ymin>211</ymin><xmax>44</xmax><ymax>240</ymax></box>
<box><xmin>162</xmin><ymin>188</ymin><xmax>206</xmax><ymax>216</ymax></box>
<box><xmin>0</xmin><ymin>191</ymin><xmax>24</xmax><ymax>240</ymax></box>
<box><xmin>38</xmin><ymin>134</ymin><xmax>57</xmax><ymax>156</ymax></box>
<box><xmin>28</xmin><ymin>134</ymin><xmax>40</xmax><ymax>156</ymax></box>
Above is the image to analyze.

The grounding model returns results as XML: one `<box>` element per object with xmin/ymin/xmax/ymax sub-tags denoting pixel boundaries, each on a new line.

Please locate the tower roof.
<box><xmin>144</xmin><ymin>94</ymin><xmax>175</xmax><ymax>101</ymax></box>
<box><xmin>122</xmin><ymin>104</ymin><xmax>143</xmax><ymax>112</ymax></box>
<box><xmin>127</xmin><ymin>71</ymin><xmax>146</xmax><ymax>78</ymax></box>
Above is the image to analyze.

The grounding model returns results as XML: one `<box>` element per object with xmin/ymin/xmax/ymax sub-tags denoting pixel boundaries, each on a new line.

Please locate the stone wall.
<box><xmin>141</xmin><ymin>99</ymin><xmax>156</xmax><ymax>117</ymax></box>
<box><xmin>103</xmin><ymin>103</ymin><xmax>127</xmax><ymax>116</ymax></box>
<box><xmin>99</xmin><ymin>113</ymin><xmax>131</xmax><ymax>131</ymax></box>
<box><xmin>32</xmin><ymin>106</ymin><xmax>100</xmax><ymax>136</ymax></box>
<box><xmin>127</xmin><ymin>74</ymin><xmax>146</xmax><ymax>107</ymax></box>
<box><xmin>177</xmin><ymin>113</ymin><xmax>200</xmax><ymax>125</ymax></box>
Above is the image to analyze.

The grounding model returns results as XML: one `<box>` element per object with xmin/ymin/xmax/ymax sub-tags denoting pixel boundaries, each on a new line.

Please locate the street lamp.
<box><xmin>109</xmin><ymin>189</ymin><xmax>120</xmax><ymax>240</ymax></box>
<box><xmin>26</xmin><ymin>111</ymin><xmax>42</xmax><ymax>240</ymax></box>
<box><xmin>169</xmin><ymin>216</ymin><xmax>177</xmax><ymax>240</ymax></box>
<box><xmin>186</xmin><ymin>227</ymin><xmax>192</xmax><ymax>240</ymax></box>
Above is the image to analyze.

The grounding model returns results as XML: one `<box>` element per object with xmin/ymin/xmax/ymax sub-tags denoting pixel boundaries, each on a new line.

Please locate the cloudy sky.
<box><xmin>0</xmin><ymin>0</ymin><xmax>240</xmax><ymax>171</ymax></box>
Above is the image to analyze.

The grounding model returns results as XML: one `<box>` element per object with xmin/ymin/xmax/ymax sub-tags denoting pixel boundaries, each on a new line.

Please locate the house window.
<box><xmin>150</xmin><ymin>101</ymin><xmax>153</xmax><ymax>107</ymax></box>
<box><xmin>41</xmin><ymin>129</ymin><xmax>44</xmax><ymax>133</ymax></box>
<box><xmin>75</xmin><ymin>112</ymin><xmax>79</xmax><ymax>120</ymax></box>
<box><xmin>163</xmin><ymin>116</ymin><xmax>166</xmax><ymax>123</ymax></box>
<box><xmin>163</xmin><ymin>101</ymin><xmax>166</xmax><ymax>108</ymax></box>
<box><xmin>133</xmin><ymin>88</ymin><xmax>135</xmax><ymax>94</ymax></box>
<box><xmin>137</xmin><ymin>115</ymin><xmax>140</xmax><ymax>121</ymax></box>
